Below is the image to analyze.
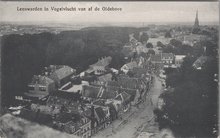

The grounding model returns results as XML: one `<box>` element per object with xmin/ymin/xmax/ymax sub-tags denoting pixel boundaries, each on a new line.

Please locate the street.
<box><xmin>94</xmin><ymin>75</ymin><xmax>163</xmax><ymax>138</ymax></box>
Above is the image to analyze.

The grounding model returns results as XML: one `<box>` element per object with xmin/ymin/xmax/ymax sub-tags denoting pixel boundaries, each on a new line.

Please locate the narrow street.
<box><xmin>94</xmin><ymin>75</ymin><xmax>163</xmax><ymax>138</ymax></box>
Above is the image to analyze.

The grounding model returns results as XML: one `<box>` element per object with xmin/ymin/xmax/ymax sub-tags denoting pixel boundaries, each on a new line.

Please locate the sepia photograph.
<box><xmin>0</xmin><ymin>1</ymin><xmax>219</xmax><ymax>138</ymax></box>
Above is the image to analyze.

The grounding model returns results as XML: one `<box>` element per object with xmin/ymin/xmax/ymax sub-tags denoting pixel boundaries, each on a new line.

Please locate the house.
<box><xmin>192</xmin><ymin>56</ymin><xmax>210</xmax><ymax>70</ymax></box>
<box><xmin>25</xmin><ymin>75</ymin><xmax>55</xmax><ymax>99</ymax></box>
<box><xmin>105</xmin><ymin>81</ymin><xmax>120</xmax><ymax>87</ymax></box>
<box><xmin>92</xmin><ymin>99</ymin><xmax>117</xmax><ymax>122</ymax></box>
<box><xmin>161</xmin><ymin>53</ymin><xmax>174</xmax><ymax>66</ymax></box>
<box><xmin>175</xmin><ymin>55</ymin><xmax>186</xmax><ymax>67</ymax></box>
<box><xmin>121</xmin><ymin>61</ymin><xmax>138</xmax><ymax>73</ymax></box>
<box><xmin>120</xmin><ymin>88</ymin><xmax>139</xmax><ymax>105</ymax></box>
<box><xmin>93</xmin><ymin>73</ymin><xmax>113</xmax><ymax>85</ymax></box>
<box><xmin>148</xmin><ymin>37</ymin><xmax>171</xmax><ymax>47</ymax></box>
<box><xmin>98</xmin><ymin>86</ymin><xmax>119</xmax><ymax>100</ymax></box>
<box><xmin>115</xmin><ymin>92</ymin><xmax>131</xmax><ymax>113</ymax></box>
<box><xmin>48</xmin><ymin>65</ymin><xmax>75</xmax><ymax>88</ymax></box>
<box><xmin>81</xmin><ymin>85</ymin><xmax>101</xmax><ymax>100</ymax></box>
<box><xmin>117</xmin><ymin>75</ymin><xmax>140</xmax><ymax>89</ymax></box>
<box><xmin>94</xmin><ymin>106</ymin><xmax>110</xmax><ymax>131</ymax></box>
<box><xmin>53</xmin><ymin>113</ymin><xmax>91</xmax><ymax>138</ymax></box>
<box><xmin>179</xmin><ymin>34</ymin><xmax>207</xmax><ymax>46</ymax></box>
<box><xmin>88</xmin><ymin>56</ymin><xmax>112</xmax><ymax>75</ymax></box>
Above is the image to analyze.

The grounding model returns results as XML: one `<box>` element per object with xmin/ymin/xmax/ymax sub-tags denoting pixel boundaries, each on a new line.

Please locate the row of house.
<box><xmin>25</xmin><ymin>65</ymin><xmax>76</xmax><ymax>99</ymax></box>
<box><xmin>20</xmin><ymin>50</ymin><xmax>152</xmax><ymax>138</ymax></box>
<box><xmin>150</xmin><ymin>53</ymin><xmax>186</xmax><ymax>68</ymax></box>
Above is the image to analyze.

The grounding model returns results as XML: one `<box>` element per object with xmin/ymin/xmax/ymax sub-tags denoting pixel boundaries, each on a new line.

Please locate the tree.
<box><xmin>165</xmin><ymin>30</ymin><xmax>172</xmax><ymax>38</ymax></box>
<box><xmin>157</xmin><ymin>41</ymin><xmax>165</xmax><ymax>48</ymax></box>
<box><xmin>146</xmin><ymin>42</ymin><xmax>153</xmax><ymax>48</ymax></box>
<box><xmin>147</xmin><ymin>49</ymin><xmax>155</xmax><ymax>55</ymax></box>
<box><xmin>154</xmin><ymin>56</ymin><xmax>218</xmax><ymax>137</ymax></box>
<box><xmin>170</xmin><ymin>39</ymin><xmax>182</xmax><ymax>47</ymax></box>
<box><xmin>139</xmin><ymin>32</ymin><xmax>149</xmax><ymax>43</ymax></box>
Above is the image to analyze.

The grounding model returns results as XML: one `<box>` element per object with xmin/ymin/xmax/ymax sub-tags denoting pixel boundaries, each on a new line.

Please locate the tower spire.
<box><xmin>192</xmin><ymin>10</ymin><xmax>200</xmax><ymax>34</ymax></box>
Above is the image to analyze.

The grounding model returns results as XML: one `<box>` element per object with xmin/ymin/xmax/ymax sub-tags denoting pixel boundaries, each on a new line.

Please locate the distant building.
<box><xmin>150</xmin><ymin>53</ymin><xmax>174</xmax><ymax>67</ymax></box>
<box><xmin>48</xmin><ymin>65</ymin><xmax>75</xmax><ymax>88</ymax></box>
<box><xmin>87</xmin><ymin>56</ymin><xmax>112</xmax><ymax>75</ymax></box>
<box><xmin>121</xmin><ymin>61</ymin><xmax>138</xmax><ymax>73</ymax></box>
<box><xmin>81</xmin><ymin>85</ymin><xmax>102</xmax><ymax>101</ymax></box>
<box><xmin>175</xmin><ymin>55</ymin><xmax>186</xmax><ymax>67</ymax></box>
<box><xmin>176</xmin><ymin>34</ymin><xmax>207</xmax><ymax>46</ymax></box>
<box><xmin>148</xmin><ymin>37</ymin><xmax>171</xmax><ymax>47</ymax></box>
<box><xmin>161</xmin><ymin>53</ymin><xmax>174</xmax><ymax>66</ymax></box>
<box><xmin>192</xmin><ymin>56</ymin><xmax>210</xmax><ymax>70</ymax></box>
<box><xmin>192</xmin><ymin>10</ymin><xmax>200</xmax><ymax>34</ymax></box>
<box><xmin>25</xmin><ymin>75</ymin><xmax>55</xmax><ymax>99</ymax></box>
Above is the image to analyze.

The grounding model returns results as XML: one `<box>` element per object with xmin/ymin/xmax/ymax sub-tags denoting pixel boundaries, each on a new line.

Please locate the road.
<box><xmin>94</xmin><ymin>76</ymin><xmax>163</xmax><ymax>138</ymax></box>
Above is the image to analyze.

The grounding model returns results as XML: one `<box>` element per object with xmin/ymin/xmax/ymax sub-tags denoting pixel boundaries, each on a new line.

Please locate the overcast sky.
<box><xmin>0</xmin><ymin>2</ymin><xmax>219</xmax><ymax>24</ymax></box>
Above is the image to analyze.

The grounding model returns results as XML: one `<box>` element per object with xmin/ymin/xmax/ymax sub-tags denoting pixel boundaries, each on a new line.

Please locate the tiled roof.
<box><xmin>95</xmin><ymin>107</ymin><xmax>106</xmax><ymax>121</ymax></box>
<box><xmin>121</xmin><ymin>92</ymin><xmax>131</xmax><ymax>103</ymax></box>
<box><xmin>29</xmin><ymin>75</ymin><xmax>54</xmax><ymax>85</ymax></box>
<box><xmin>98</xmin><ymin>73</ymin><xmax>112</xmax><ymax>82</ymax></box>
<box><xmin>105</xmin><ymin>81</ymin><xmax>120</xmax><ymax>87</ymax></box>
<box><xmin>193</xmin><ymin>56</ymin><xmax>209</xmax><ymax>69</ymax></box>
<box><xmin>50</xmin><ymin>66</ymin><xmax>74</xmax><ymax>81</ymax></box>
<box><xmin>122</xmin><ymin>61</ymin><xmax>138</xmax><ymax>70</ymax></box>
<box><xmin>115</xmin><ymin>92</ymin><xmax>131</xmax><ymax>103</ymax></box>
<box><xmin>98</xmin><ymin>87</ymin><xmax>118</xmax><ymax>99</ymax></box>
<box><xmin>82</xmin><ymin>85</ymin><xmax>101</xmax><ymax>99</ymax></box>
<box><xmin>117</xmin><ymin>76</ymin><xmax>139</xmax><ymax>89</ymax></box>
<box><xmin>120</xmin><ymin>88</ymin><xmax>136</xmax><ymax>101</ymax></box>
<box><xmin>91</xmin><ymin>56</ymin><xmax>112</xmax><ymax>67</ymax></box>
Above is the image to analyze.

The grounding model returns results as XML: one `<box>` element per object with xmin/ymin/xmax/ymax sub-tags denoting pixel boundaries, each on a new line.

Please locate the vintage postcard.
<box><xmin>0</xmin><ymin>1</ymin><xmax>219</xmax><ymax>138</ymax></box>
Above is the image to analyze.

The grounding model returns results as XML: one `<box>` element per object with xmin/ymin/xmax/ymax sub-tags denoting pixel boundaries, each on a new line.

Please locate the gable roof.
<box><xmin>117</xmin><ymin>76</ymin><xmax>139</xmax><ymax>89</ymax></box>
<box><xmin>115</xmin><ymin>92</ymin><xmax>131</xmax><ymax>103</ymax></box>
<box><xmin>49</xmin><ymin>66</ymin><xmax>74</xmax><ymax>81</ymax></box>
<box><xmin>193</xmin><ymin>56</ymin><xmax>210</xmax><ymax>69</ymax></box>
<box><xmin>98</xmin><ymin>73</ymin><xmax>112</xmax><ymax>82</ymax></box>
<box><xmin>122</xmin><ymin>61</ymin><xmax>138</xmax><ymax>70</ymax></box>
<box><xmin>94</xmin><ymin>107</ymin><xmax>106</xmax><ymax>121</ymax></box>
<box><xmin>161</xmin><ymin>53</ymin><xmax>174</xmax><ymax>59</ymax></box>
<box><xmin>28</xmin><ymin>75</ymin><xmax>54</xmax><ymax>86</ymax></box>
<box><xmin>105</xmin><ymin>81</ymin><xmax>120</xmax><ymax>87</ymax></box>
<box><xmin>93</xmin><ymin>99</ymin><xmax>106</xmax><ymax>106</ymax></box>
<box><xmin>98</xmin><ymin>87</ymin><xmax>118</xmax><ymax>99</ymax></box>
<box><xmin>90</xmin><ymin>56</ymin><xmax>112</xmax><ymax>67</ymax></box>
<box><xmin>82</xmin><ymin>85</ymin><xmax>101</xmax><ymax>99</ymax></box>
<box><xmin>120</xmin><ymin>88</ymin><xmax>137</xmax><ymax>101</ymax></box>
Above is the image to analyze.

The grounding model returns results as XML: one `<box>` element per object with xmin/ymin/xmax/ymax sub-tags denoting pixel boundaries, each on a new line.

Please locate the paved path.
<box><xmin>94</xmin><ymin>76</ymin><xmax>163</xmax><ymax>138</ymax></box>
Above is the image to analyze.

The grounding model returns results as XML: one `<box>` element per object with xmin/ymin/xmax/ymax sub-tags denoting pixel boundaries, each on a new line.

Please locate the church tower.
<box><xmin>192</xmin><ymin>10</ymin><xmax>200</xmax><ymax>34</ymax></box>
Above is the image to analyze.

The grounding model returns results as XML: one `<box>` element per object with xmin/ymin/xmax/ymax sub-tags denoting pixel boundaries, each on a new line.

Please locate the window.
<box><xmin>39</xmin><ymin>86</ymin><xmax>46</xmax><ymax>91</ymax></box>
<box><xmin>28</xmin><ymin>86</ymin><xmax>34</xmax><ymax>90</ymax></box>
